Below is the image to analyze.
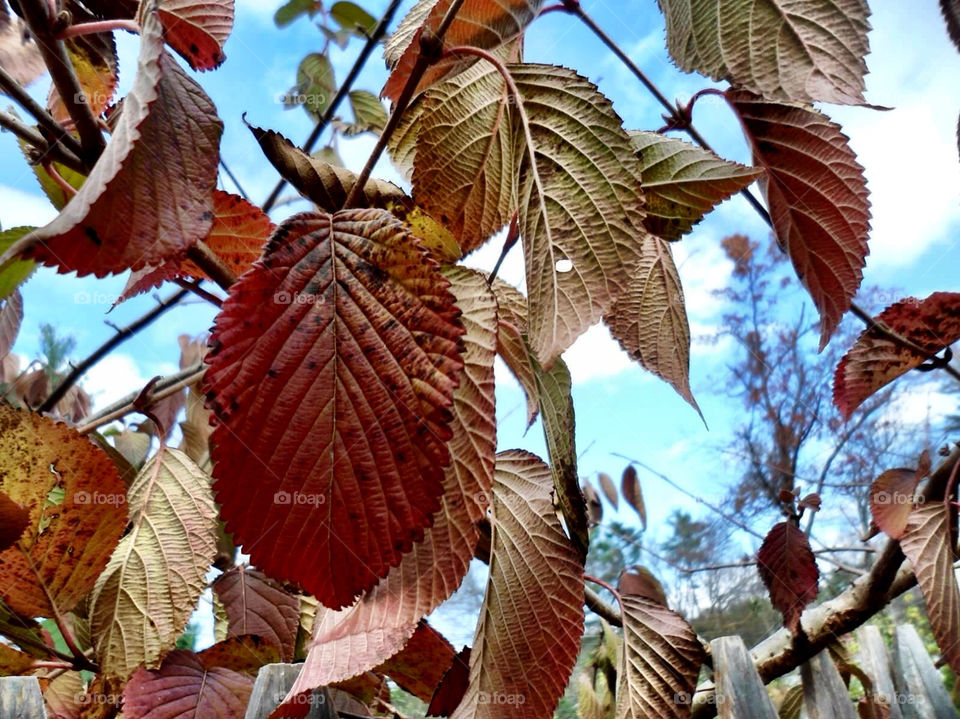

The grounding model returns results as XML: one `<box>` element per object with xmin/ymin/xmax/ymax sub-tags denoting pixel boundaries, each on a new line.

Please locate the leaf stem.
<box><xmin>0</xmin><ymin>64</ymin><xmax>86</xmax><ymax>160</ymax></box>
<box><xmin>261</xmin><ymin>0</ymin><xmax>404</xmax><ymax>212</ymax></box>
<box><xmin>56</xmin><ymin>19</ymin><xmax>139</xmax><ymax>39</ymax></box>
<box><xmin>41</xmin><ymin>160</ymin><xmax>77</xmax><ymax>198</ymax></box>
<box><xmin>343</xmin><ymin>0</ymin><xmax>469</xmax><ymax>209</ymax></box>
<box><xmin>584</xmin><ymin>573</ymin><xmax>622</xmax><ymax>609</ymax></box>
<box><xmin>18</xmin><ymin>0</ymin><xmax>106</xmax><ymax>168</ymax></box>
<box><xmin>39</xmin><ymin>289</ymin><xmax>191</xmax><ymax>413</ymax></box>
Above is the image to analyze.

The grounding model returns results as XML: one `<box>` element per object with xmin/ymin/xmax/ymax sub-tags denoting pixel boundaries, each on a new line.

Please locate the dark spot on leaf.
<box><xmin>84</xmin><ymin>227</ymin><xmax>102</xmax><ymax>246</ymax></box>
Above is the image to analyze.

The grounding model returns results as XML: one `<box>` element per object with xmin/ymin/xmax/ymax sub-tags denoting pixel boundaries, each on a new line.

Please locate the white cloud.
<box><xmin>0</xmin><ymin>185</ymin><xmax>57</xmax><ymax>230</ymax></box>
<box><xmin>563</xmin><ymin>323</ymin><xmax>635</xmax><ymax>383</ymax></box>
<box><xmin>80</xmin><ymin>353</ymin><xmax>177</xmax><ymax>412</ymax></box>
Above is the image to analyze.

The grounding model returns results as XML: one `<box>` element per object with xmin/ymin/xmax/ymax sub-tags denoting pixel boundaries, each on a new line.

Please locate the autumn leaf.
<box><xmin>616</xmin><ymin>595</ymin><xmax>704</xmax><ymax>718</ymax></box>
<box><xmin>868</xmin><ymin>468</ymin><xmax>922</xmax><ymax>540</ymax></box>
<box><xmin>756</xmin><ymin>521</ymin><xmax>819</xmax><ymax>635</ymax></box>
<box><xmin>618</xmin><ymin>566</ymin><xmax>668</xmax><ymax>607</ymax></box>
<box><xmin>629</xmin><ymin>131</ymin><xmax>762</xmax><ymax>241</ymax></box>
<box><xmin>900</xmin><ymin>503</ymin><xmax>960</xmax><ymax>675</ymax></box>
<box><xmin>0</xmin><ymin>290</ymin><xmax>22</xmax><ymax>359</ymax></box>
<box><xmin>376</xmin><ymin>621</ymin><xmax>457</xmax><ymax>702</ymax></box>
<box><xmin>598</xmin><ymin>472</ymin><xmax>618</xmax><ymax>508</ymax></box>
<box><xmin>157</xmin><ymin>0</ymin><xmax>235</xmax><ymax>71</ymax></box>
<box><xmin>657</xmin><ymin>0</ymin><xmax>870</xmax><ymax>104</ymax></box>
<box><xmin>451</xmin><ymin>450</ymin><xmax>584</xmax><ymax>719</ymax></box>
<box><xmin>43</xmin><ymin>671</ymin><xmax>85</xmax><ymax>719</ymax></box>
<box><xmin>46</xmin><ymin>13</ymin><xmax>118</xmax><ymax>124</ymax></box>
<box><xmin>89</xmin><ymin>447</ymin><xmax>218</xmax><ymax>678</ymax></box>
<box><xmin>621</xmin><ymin>465</ymin><xmax>646</xmax><ymax>529</ymax></box>
<box><xmin>121</xmin><ymin>190</ymin><xmax>274</xmax><ymax>301</ymax></box>
<box><xmin>834</xmin><ymin>293</ymin><xmax>960</xmax><ymax>418</ymax></box>
<box><xmin>123</xmin><ymin>649</ymin><xmax>252</xmax><ymax>719</ymax></box>
<box><xmin>428</xmin><ymin>646</ymin><xmax>472</xmax><ymax>717</ymax></box>
<box><xmin>605</xmin><ymin>232</ymin><xmax>700</xmax><ymax>414</ymax></box>
<box><xmin>533</xmin><ymin>355</ymin><xmax>588</xmax><ymax>558</ymax></box>
<box><xmin>941</xmin><ymin>0</ymin><xmax>960</xmax><ymax>52</ymax></box>
<box><xmin>270</xmin><ymin>268</ymin><xmax>496</xmax><ymax>713</ymax></box>
<box><xmin>0</xmin><ymin>638</ymin><xmax>33</xmax><ymax>675</ymax></box>
<box><xmin>0</xmin><ymin>404</ymin><xmax>127</xmax><ymax>617</ymax></box>
<box><xmin>728</xmin><ymin>90</ymin><xmax>870</xmax><ymax>347</ymax></box>
<box><xmin>195</xmin><ymin>634</ymin><xmax>283</xmax><ymax>675</ymax></box>
<box><xmin>204</xmin><ymin>208</ymin><xmax>464</xmax><ymax>609</ymax></box>
<box><xmin>383</xmin><ymin>0</ymin><xmax>540</xmax><ymax>101</ymax></box>
<box><xmin>1</xmin><ymin>8</ymin><xmax>223</xmax><ymax>278</ymax></box>
<box><xmin>0</xmin><ymin>490</ymin><xmax>29</xmax><ymax>552</ymax></box>
<box><xmin>490</xmin><ymin>278</ymin><xmax>539</xmax><ymax>427</ymax></box>
<box><xmin>211</xmin><ymin>566</ymin><xmax>300</xmax><ymax>662</ymax></box>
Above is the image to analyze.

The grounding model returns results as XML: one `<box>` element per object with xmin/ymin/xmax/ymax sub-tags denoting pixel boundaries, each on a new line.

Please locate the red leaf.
<box><xmin>212</xmin><ymin>566</ymin><xmax>301</xmax><ymax>662</ymax></box>
<box><xmin>428</xmin><ymin>646</ymin><xmax>471</xmax><ymax>717</ymax></box>
<box><xmin>204</xmin><ymin>208</ymin><xmax>464</xmax><ymax>609</ymax></box>
<box><xmin>868</xmin><ymin>468</ymin><xmax>922</xmax><ymax>540</ymax></box>
<box><xmin>728</xmin><ymin>90</ymin><xmax>870</xmax><ymax>348</ymax></box>
<box><xmin>195</xmin><ymin>634</ymin><xmax>282</xmax><ymax>675</ymax></box>
<box><xmin>158</xmin><ymin>0</ymin><xmax>234</xmax><ymax>71</ymax></box>
<box><xmin>0</xmin><ymin>490</ymin><xmax>28</xmax><ymax>552</ymax></box>
<box><xmin>377</xmin><ymin>621</ymin><xmax>457</xmax><ymax>702</ymax></box>
<box><xmin>3</xmin><ymin>9</ymin><xmax>223</xmax><ymax>278</ymax></box>
<box><xmin>756</xmin><ymin>521</ymin><xmax>819</xmax><ymax>635</ymax></box>
<box><xmin>121</xmin><ymin>190</ymin><xmax>274</xmax><ymax>301</ymax></box>
<box><xmin>834</xmin><ymin>292</ymin><xmax>960</xmax><ymax>418</ymax></box>
<box><xmin>123</xmin><ymin>649</ymin><xmax>252</xmax><ymax>719</ymax></box>
<box><xmin>0</xmin><ymin>290</ymin><xmax>22</xmax><ymax>360</ymax></box>
<box><xmin>270</xmin><ymin>268</ymin><xmax>496</xmax><ymax>714</ymax></box>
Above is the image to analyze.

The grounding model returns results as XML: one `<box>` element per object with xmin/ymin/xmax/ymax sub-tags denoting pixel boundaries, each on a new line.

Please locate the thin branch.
<box><xmin>218</xmin><ymin>158</ymin><xmax>249</xmax><ymax>200</ymax></box>
<box><xmin>261</xmin><ymin>0</ymin><xmax>404</xmax><ymax>212</ymax></box>
<box><xmin>0</xmin><ymin>63</ymin><xmax>85</xmax><ymax>159</ymax></box>
<box><xmin>343</xmin><ymin>0</ymin><xmax>469</xmax><ymax>208</ymax></box>
<box><xmin>18</xmin><ymin>0</ymin><xmax>106</xmax><ymax>167</ymax></box>
<box><xmin>585</xmin><ymin>585</ymin><xmax>622</xmax><ymax>625</ymax></box>
<box><xmin>174</xmin><ymin>278</ymin><xmax>223</xmax><ymax>307</ymax></box>
<box><xmin>39</xmin><ymin>289</ymin><xmax>191</xmax><ymax>413</ymax></box>
<box><xmin>0</xmin><ymin>109</ymin><xmax>85</xmax><ymax>173</ymax></box>
<box><xmin>186</xmin><ymin>241</ymin><xmax>236</xmax><ymax>291</ymax></box>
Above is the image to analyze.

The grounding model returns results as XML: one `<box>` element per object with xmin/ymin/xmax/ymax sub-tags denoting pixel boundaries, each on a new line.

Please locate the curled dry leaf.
<box><xmin>0</xmin><ymin>404</ymin><xmax>127</xmax><ymax>616</ymax></box>
<box><xmin>383</xmin><ymin>0</ymin><xmax>540</xmax><ymax>101</ymax></box>
<box><xmin>204</xmin><ymin>208</ymin><xmax>464</xmax><ymax>609</ymax></box>
<box><xmin>598</xmin><ymin>472</ymin><xmax>618</xmax><ymax>508</ymax></box>
<box><xmin>2</xmin><ymin>9</ymin><xmax>222</xmax><ymax>278</ymax></box>
<box><xmin>451</xmin><ymin>451</ymin><xmax>584</xmax><ymax>719</ymax></box>
<box><xmin>123</xmin><ymin>649</ymin><xmax>252</xmax><ymax>719</ymax></box>
<box><xmin>899</xmin><ymin>503</ymin><xmax>960</xmax><ymax>675</ymax></box>
<box><xmin>621</xmin><ymin>465</ymin><xmax>646</xmax><ymax>530</ymax></box>
<box><xmin>157</xmin><ymin>0</ymin><xmax>235</xmax><ymax>71</ymax></box>
<box><xmin>271</xmin><ymin>268</ymin><xmax>496</xmax><ymax>714</ymax></box>
<box><xmin>657</xmin><ymin>0</ymin><xmax>870</xmax><ymax>104</ymax></box>
<box><xmin>834</xmin><ymin>292</ymin><xmax>960</xmax><ymax>418</ymax></box>
<box><xmin>618</xmin><ymin>565</ymin><xmax>668</xmax><ymax>607</ymax></box>
<box><xmin>89</xmin><ymin>447</ymin><xmax>218</xmax><ymax>678</ymax></box>
<box><xmin>616</xmin><ymin>595</ymin><xmax>704</xmax><ymax>719</ymax></box>
<box><xmin>756</xmin><ymin>521</ymin><xmax>819</xmax><ymax>635</ymax></box>
<box><xmin>629</xmin><ymin>131</ymin><xmax>762</xmax><ymax>241</ymax></box>
<box><xmin>868</xmin><ymin>468</ymin><xmax>922</xmax><ymax>540</ymax></box>
<box><xmin>728</xmin><ymin>90</ymin><xmax>870</xmax><ymax>348</ymax></box>
<box><xmin>212</xmin><ymin>565</ymin><xmax>301</xmax><ymax>662</ymax></box>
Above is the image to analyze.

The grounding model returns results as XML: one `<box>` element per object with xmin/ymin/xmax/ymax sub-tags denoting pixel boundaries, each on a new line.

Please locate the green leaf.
<box><xmin>657</xmin><ymin>0</ymin><xmax>870</xmax><ymax>104</ymax></box>
<box><xmin>293</xmin><ymin>52</ymin><xmax>336</xmax><ymax>118</ymax></box>
<box><xmin>274</xmin><ymin>0</ymin><xmax>317</xmax><ymax>27</ymax></box>
<box><xmin>347</xmin><ymin>89</ymin><xmax>387</xmax><ymax>134</ymax></box>
<box><xmin>629</xmin><ymin>131</ymin><xmax>762</xmax><ymax>241</ymax></box>
<box><xmin>330</xmin><ymin>1</ymin><xmax>377</xmax><ymax>35</ymax></box>
<box><xmin>0</xmin><ymin>227</ymin><xmax>37</xmax><ymax>300</ymax></box>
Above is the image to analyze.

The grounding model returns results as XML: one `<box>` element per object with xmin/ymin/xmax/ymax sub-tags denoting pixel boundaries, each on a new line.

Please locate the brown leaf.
<box><xmin>582</xmin><ymin>482</ymin><xmax>603</xmax><ymax>526</ymax></box>
<box><xmin>490</xmin><ymin>278</ymin><xmax>539</xmax><ymax>428</ymax></box>
<box><xmin>621</xmin><ymin>465</ymin><xmax>646</xmax><ymax>530</ymax></box>
<box><xmin>195</xmin><ymin>634</ymin><xmax>282</xmax><ymax>675</ymax></box>
<box><xmin>597</xmin><ymin>472</ymin><xmax>618</xmax><ymax>508</ymax></box>
<box><xmin>204</xmin><ymin>208</ymin><xmax>464</xmax><ymax>609</ymax></box>
<box><xmin>212</xmin><ymin>565</ymin><xmax>301</xmax><ymax>662</ymax></box>
<box><xmin>428</xmin><ymin>646</ymin><xmax>472</xmax><ymax>717</ymax></box>
<box><xmin>0</xmin><ymin>641</ymin><xmax>34</xmax><ymax>675</ymax></box>
<box><xmin>0</xmin><ymin>404</ymin><xmax>127</xmax><ymax>616</ymax></box>
<box><xmin>605</xmin><ymin>232</ymin><xmax>700</xmax><ymax>415</ymax></box>
<box><xmin>868</xmin><ymin>468</ymin><xmax>922</xmax><ymax>540</ymax></box>
<box><xmin>123</xmin><ymin>649</ymin><xmax>252</xmax><ymax>719</ymax></box>
<box><xmin>43</xmin><ymin>671</ymin><xmax>85</xmax><ymax>719</ymax></box>
<box><xmin>617</xmin><ymin>566</ymin><xmax>668</xmax><ymax>607</ymax></box>
<box><xmin>900</xmin><ymin>503</ymin><xmax>960</xmax><ymax>675</ymax></box>
<box><xmin>756</xmin><ymin>521</ymin><xmax>819</xmax><ymax>635</ymax></box>
<box><xmin>383</xmin><ymin>0</ymin><xmax>540</xmax><ymax>101</ymax></box>
<box><xmin>616</xmin><ymin>596</ymin><xmax>704</xmax><ymax>718</ymax></box>
<box><xmin>3</xmin><ymin>9</ymin><xmax>222</xmax><ymax>277</ymax></box>
<box><xmin>157</xmin><ymin>0</ymin><xmax>234</xmax><ymax>71</ymax></box>
<box><xmin>271</xmin><ymin>268</ymin><xmax>496</xmax><ymax>709</ymax></box>
<box><xmin>376</xmin><ymin>621</ymin><xmax>457</xmax><ymax>702</ymax></box>
<box><xmin>451</xmin><ymin>451</ymin><xmax>584</xmax><ymax>719</ymax></box>
<box><xmin>834</xmin><ymin>292</ymin><xmax>960</xmax><ymax>418</ymax></box>
<box><xmin>0</xmin><ymin>289</ymin><xmax>22</xmax><ymax>360</ymax></box>
<box><xmin>0</xmin><ymin>489</ymin><xmax>29</xmax><ymax>551</ymax></box>
<box><xmin>728</xmin><ymin>90</ymin><xmax>870</xmax><ymax>348</ymax></box>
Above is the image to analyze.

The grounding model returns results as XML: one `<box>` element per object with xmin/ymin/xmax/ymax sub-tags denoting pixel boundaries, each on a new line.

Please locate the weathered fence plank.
<box><xmin>710</xmin><ymin>635</ymin><xmax>778</xmax><ymax>719</ymax></box>
<box><xmin>800</xmin><ymin>649</ymin><xmax>857</xmax><ymax>719</ymax></box>
<box><xmin>245</xmin><ymin>663</ymin><xmax>335</xmax><ymax>719</ymax></box>
<box><xmin>894</xmin><ymin>624</ymin><xmax>956</xmax><ymax>719</ymax></box>
<box><xmin>0</xmin><ymin>676</ymin><xmax>46</xmax><ymax>719</ymax></box>
<box><xmin>857</xmin><ymin>625</ymin><xmax>905</xmax><ymax>719</ymax></box>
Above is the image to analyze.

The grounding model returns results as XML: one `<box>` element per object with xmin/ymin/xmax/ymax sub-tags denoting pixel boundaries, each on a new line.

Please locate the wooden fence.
<box><xmin>1</xmin><ymin>624</ymin><xmax>955</xmax><ymax>718</ymax></box>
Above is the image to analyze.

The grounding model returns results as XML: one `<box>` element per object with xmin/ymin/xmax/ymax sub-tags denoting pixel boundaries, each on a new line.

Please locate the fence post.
<box><xmin>857</xmin><ymin>625</ymin><xmax>904</xmax><ymax>719</ymax></box>
<box><xmin>800</xmin><ymin>649</ymin><xmax>857</xmax><ymax>719</ymax></box>
<box><xmin>894</xmin><ymin>624</ymin><xmax>955</xmax><ymax>719</ymax></box>
<box><xmin>710</xmin><ymin>635</ymin><xmax>778</xmax><ymax>719</ymax></box>
<box><xmin>245</xmin><ymin>663</ymin><xmax>334</xmax><ymax>719</ymax></box>
<box><xmin>0</xmin><ymin>676</ymin><xmax>46</xmax><ymax>718</ymax></box>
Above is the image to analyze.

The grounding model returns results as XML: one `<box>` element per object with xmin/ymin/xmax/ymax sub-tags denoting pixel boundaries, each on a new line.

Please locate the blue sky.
<box><xmin>2</xmin><ymin>0</ymin><xmax>959</xmax><ymax>645</ymax></box>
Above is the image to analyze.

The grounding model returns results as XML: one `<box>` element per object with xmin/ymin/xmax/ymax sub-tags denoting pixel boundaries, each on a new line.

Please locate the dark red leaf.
<box><xmin>834</xmin><ymin>292</ymin><xmax>960</xmax><ymax>418</ymax></box>
<box><xmin>618</xmin><ymin>565</ymin><xmax>668</xmax><ymax>607</ymax></box>
<box><xmin>756</xmin><ymin>521</ymin><xmax>819</xmax><ymax>635</ymax></box>
<box><xmin>0</xmin><ymin>490</ymin><xmax>28</xmax><ymax>552</ymax></box>
<box><xmin>427</xmin><ymin>646</ymin><xmax>471</xmax><ymax>717</ymax></box>
<box><xmin>158</xmin><ymin>0</ymin><xmax>234</xmax><ymax>71</ymax></box>
<box><xmin>376</xmin><ymin>621</ymin><xmax>457</xmax><ymax>702</ymax></box>
<box><xmin>204</xmin><ymin>208</ymin><xmax>463</xmax><ymax>609</ymax></box>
